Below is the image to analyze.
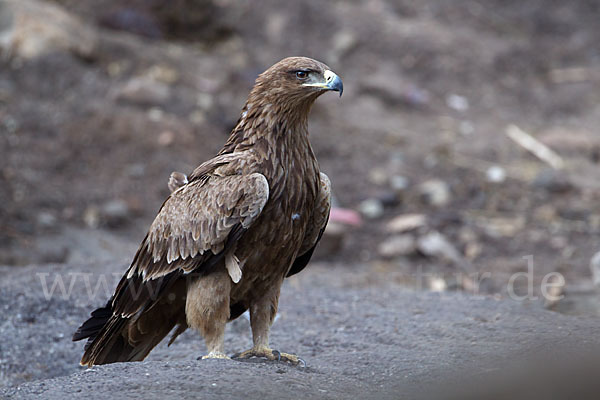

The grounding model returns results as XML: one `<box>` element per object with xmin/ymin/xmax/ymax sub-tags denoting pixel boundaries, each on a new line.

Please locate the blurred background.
<box><xmin>1</xmin><ymin>0</ymin><xmax>600</xmax><ymax>314</ymax></box>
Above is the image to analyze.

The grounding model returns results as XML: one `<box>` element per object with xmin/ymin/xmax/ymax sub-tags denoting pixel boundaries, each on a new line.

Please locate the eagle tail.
<box><xmin>72</xmin><ymin>300</ymin><xmax>112</xmax><ymax>348</ymax></box>
<box><xmin>73</xmin><ymin>297</ymin><xmax>187</xmax><ymax>366</ymax></box>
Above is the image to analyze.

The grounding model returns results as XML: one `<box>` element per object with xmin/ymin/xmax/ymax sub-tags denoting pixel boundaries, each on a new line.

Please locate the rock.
<box><xmin>590</xmin><ymin>251</ymin><xmax>600</xmax><ymax>286</ymax></box>
<box><xmin>314</xmin><ymin>222</ymin><xmax>346</xmax><ymax>258</ymax></box>
<box><xmin>471</xmin><ymin>215</ymin><xmax>526</xmax><ymax>238</ymax></box>
<box><xmin>157</xmin><ymin>130</ymin><xmax>176</xmax><ymax>146</ymax></box>
<box><xmin>100</xmin><ymin>199</ymin><xmax>131</xmax><ymax>228</ymax></box>
<box><xmin>113</xmin><ymin>77</ymin><xmax>171</xmax><ymax>106</ymax></box>
<box><xmin>446</xmin><ymin>94</ymin><xmax>469</xmax><ymax>111</ymax></box>
<box><xmin>82</xmin><ymin>206</ymin><xmax>100</xmax><ymax>229</ymax></box>
<box><xmin>418</xmin><ymin>179</ymin><xmax>451</xmax><ymax>207</ymax></box>
<box><xmin>532</xmin><ymin>169</ymin><xmax>574</xmax><ymax>193</ymax></box>
<box><xmin>361</xmin><ymin>62</ymin><xmax>430</xmax><ymax>108</ymax></box>
<box><xmin>417</xmin><ymin>231</ymin><xmax>462</xmax><ymax>265</ymax></box>
<box><xmin>0</xmin><ymin>0</ymin><xmax>97</xmax><ymax>60</ymax></box>
<box><xmin>378</xmin><ymin>234</ymin><xmax>416</xmax><ymax>258</ymax></box>
<box><xmin>358</xmin><ymin>198</ymin><xmax>384</xmax><ymax>219</ymax></box>
<box><xmin>486</xmin><ymin>165</ymin><xmax>507</xmax><ymax>183</ymax></box>
<box><xmin>386</xmin><ymin>213</ymin><xmax>427</xmax><ymax>233</ymax></box>
<box><xmin>36</xmin><ymin>211</ymin><xmax>57</xmax><ymax>229</ymax></box>
<box><xmin>389</xmin><ymin>175</ymin><xmax>410</xmax><ymax>192</ymax></box>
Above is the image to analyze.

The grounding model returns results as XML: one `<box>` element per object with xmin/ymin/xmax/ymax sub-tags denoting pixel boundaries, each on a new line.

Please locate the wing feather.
<box><xmin>127</xmin><ymin>172</ymin><xmax>268</xmax><ymax>281</ymax></box>
<box><xmin>287</xmin><ymin>172</ymin><xmax>331</xmax><ymax>277</ymax></box>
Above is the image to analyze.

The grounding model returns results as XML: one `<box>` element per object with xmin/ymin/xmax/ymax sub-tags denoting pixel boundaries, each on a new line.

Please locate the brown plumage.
<box><xmin>73</xmin><ymin>56</ymin><xmax>343</xmax><ymax>366</ymax></box>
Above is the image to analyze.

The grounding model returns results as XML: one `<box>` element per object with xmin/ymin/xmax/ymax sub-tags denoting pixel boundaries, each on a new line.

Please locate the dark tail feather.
<box><xmin>73</xmin><ymin>300</ymin><xmax>113</xmax><ymax>348</ymax></box>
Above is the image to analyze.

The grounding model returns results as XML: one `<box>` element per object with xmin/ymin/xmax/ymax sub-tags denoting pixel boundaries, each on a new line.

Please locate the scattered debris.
<box><xmin>314</xmin><ymin>222</ymin><xmax>346</xmax><ymax>258</ymax></box>
<box><xmin>467</xmin><ymin>214</ymin><xmax>526</xmax><ymax>238</ymax></box>
<box><xmin>100</xmin><ymin>199</ymin><xmax>131</xmax><ymax>228</ymax></box>
<box><xmin>113</xmin><ymin>76</ymin><xmax>171</xmax><ymax>106</ymax></box>
<box><xmin>358</xmin><ymin>198</ymin><xmax>384</xmax><ymax>219</ymax></box>
<box><xmin>418</xmin><ymin>179</ymin><xmax>451</xmax><ymax>207</ymax></box>
<box><xmin>329</xmin><ymin>208</ymin><xmax>362</xmax><ymax>227</ymax></box>
<box><xmin>417</xmin><ymin>231</ymin><xmax>462</xmax><ymax>266</ymax></box>
<box><xmin>486</xmin><ymin>165</ymin><xmax>507</xmax><ymax>183</ymax></box>
<box><xmin>446</xmin><ymin>94</ymin><xmax>469</xmax><ymax>112</ymax></box>
<box><xmin>505</xmin><ymin>124</ymin><xmax>565</xmax><ymax>170</ymax></box>
<box><xmin>378</xmin><ymin>234</ymin><xmax>416</xmax><ymax>258</ymax></box>
<box><xmin>386</xmin><ymin>213</ymin><xmax>427</xmax><ymax>233</ymax></box>
<box><xmin>532</xmin><ymin>169</ymin><xmax>574</xmax><ymax>193</ymax></box>
<box><xmin>389</xmin><ymin>175</ymin><xmax>410</xmax><ymax>192</ymax></box>
<box><xmin>590</xmin><ymin>251</ymin><xmax>600</xmax><ymax>287</ymax></box>
<box><xmin>0</xmin><ymin>0</ymin><xmax>97</xmax><ymax>60</ymax></box>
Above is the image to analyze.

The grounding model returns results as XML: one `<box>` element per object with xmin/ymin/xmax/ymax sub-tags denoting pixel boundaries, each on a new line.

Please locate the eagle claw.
<box><xmin>232</xmin><ymin>347</ymin><xmax>305</xmax><ymax>367</ymax></box>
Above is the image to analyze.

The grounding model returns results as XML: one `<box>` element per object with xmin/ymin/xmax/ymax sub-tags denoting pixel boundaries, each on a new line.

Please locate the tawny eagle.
<box><xmin>73</xmin><ymin>56</ymin><xmax>342</xmax><ymax>366</ymax></box>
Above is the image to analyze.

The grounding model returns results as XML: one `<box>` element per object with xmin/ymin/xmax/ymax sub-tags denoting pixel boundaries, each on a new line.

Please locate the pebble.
<box><xmin>486</xmin><ymin>165</ymin><xmax>507</xmax><ymax>183</ymax></box>
<box><xmin>389</xmin><ymin>175</ymin><xmax>410</xmax><ymax>192</ymax></box>
<box><xmin>417</xmin><ymin>231</ymin><xmax>462</xmax><ymax>264</ymax></box>
<box><xmin>446</xmin><ymin>94</ymin><xmax>469</xmax><ymax>112</ymax></box>
<box><xmin>378</xmin><ymin>234</ymin><xmax>416</xmax><ymax>258</ymax></box>
<box><xmin>100</xmin><ymin>199</ymin><xmax>131</xmax><ymax>228</ymax></box>
<box><xmin>386</xmin><ymin>214</ymin><xmax>427</xmax><ymax>233</ymax></box>
<box><xmin>418</xmin><ymin>179</ymin><xmax>451</xmax><ymax>207</ymax></box>
<box><xmin>590</xmin><ymin>251</ymin><xmax>600</xmax><ymax>286</ymax></box>
<box><xmin>358</xmin><ymin>198</ymin><xmax>384</xmax><ymax>219</ymax></box>
<box><xmin>532</xmin><ymin>169</ymin><xmax>573</xmax><ymax>193</ymax></box>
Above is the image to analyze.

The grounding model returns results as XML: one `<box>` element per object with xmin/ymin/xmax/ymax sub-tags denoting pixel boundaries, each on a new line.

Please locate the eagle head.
<box><xmin>252</xmin><ymin>57</ymin><xmax>343</xmax><ymax>106</ymax></box>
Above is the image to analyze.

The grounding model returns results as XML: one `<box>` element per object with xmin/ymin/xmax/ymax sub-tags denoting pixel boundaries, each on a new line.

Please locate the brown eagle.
<box><xmin>73</xmin><ymin>57</ymin><xmax>343</xmax><ymax>366</ymax></box>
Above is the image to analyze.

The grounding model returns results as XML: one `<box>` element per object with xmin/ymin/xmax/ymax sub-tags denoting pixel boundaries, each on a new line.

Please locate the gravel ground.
<box><xmin>2</xmin><ymin>262</ymin><xmax>600</xmax><ymax>399</ymax></box>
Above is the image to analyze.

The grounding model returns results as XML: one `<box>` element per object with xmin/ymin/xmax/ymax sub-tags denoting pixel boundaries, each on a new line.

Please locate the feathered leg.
<box><xmin>186</xmin><ymin>268</ymin><xmax>231</xmax><ymax>359</ymax></box>
<box><xmin>233</xmin><ymin>281</ymin><xmax>304</xmax><ymax>366</ymax></box>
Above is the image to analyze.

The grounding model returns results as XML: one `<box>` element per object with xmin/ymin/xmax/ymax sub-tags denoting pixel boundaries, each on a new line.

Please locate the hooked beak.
<box><xmin>303</xmin><ymin>70</ymin><xmax>344</xmax><ymax>97</ymax></box>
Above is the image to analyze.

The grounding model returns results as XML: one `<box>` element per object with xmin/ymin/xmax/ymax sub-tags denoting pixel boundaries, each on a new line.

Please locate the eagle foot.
<box><xmin>198</xmin><ymin>351</ymin><xmax>231</xmax><ymax>360</ymax></box>
<box><xmin>232</xmin><ymin>347</ymin><xmax>306</xmax><ymax>367</ymax></box>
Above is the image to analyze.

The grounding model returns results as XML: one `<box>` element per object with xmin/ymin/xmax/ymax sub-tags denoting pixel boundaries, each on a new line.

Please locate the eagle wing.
<box><xmin>115</xmin><ymin>171</ymin><xmax>269</xmax><ymax>316</ymax></box>
<box><xmin>287</xmin><ymin>172</ymin><xmax>331</xmax><ymax>277</ymax></box>
<box><xmin>74</xmin><ymin>169</ymin><xmax>269</xmax><ymax>365</ymax></box>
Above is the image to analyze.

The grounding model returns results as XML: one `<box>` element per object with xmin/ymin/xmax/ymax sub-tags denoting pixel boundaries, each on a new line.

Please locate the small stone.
<box><xmin>418</xmin><ymin>179</ymin><xmax>451</xmax><ymax>207</ymax></box>
<box><xmin>158</xmin><ymin>130</ymin><xmax>175</xmax><ymax>146</ymax></box>
<box><xmin>378</xmin><ymin>235</ymin><xmax>416</xmax><ymax>258</ymax></box>
<box><xmin>126</xmin><ymin>163</ymin><xmax>146</xmax><ymax>178</ymax></box>
<box><xmin>590</xmin><ymin>251</ymin><xmax>600</xmax><ymax>286</ymax></box>
<box><xmin>532</xmin><ymin>169</ymin><xmax>573</xmax><ymax>193</ymax></box>
<box><xmin>100</xmin><ymin>199</ymin><xmax>130</xmax><ymax>228</ymax></box>
<box><xmin>446</xmin><ymin>94</ymin><xmax>469</xmax><ymax>112</ymax></box>
<box><xmin>83</xmin><ymin>206</ymin><xmax>100</xmax><ymax>229</ymax></box>
<box><xmin>358</xmin><ymin>198</ymin><xmax>384</xmax><ymax>219</ymax></box>
<box><xmin>37</xmin><ymin>211</ymin><xmax>57</xmax><ymax>228</ymax></box>
<box><xmin>486</xmin><ymin>165</ymin><xmax>507</xmax><ymax>183</ymax></box>
<box><xmin>0</xmin><ymin>0</ymin><xmax>97</xmax><ymax>60</ymax></box>
<box><xmin>389</xmin><ymin>175</ymin><xmax>409</xmax><ymax>192</ymax></box>
<box><xmin>314</xmin><ymin>222</ymin><xmax>346</xmax><ymax>258</ymax></box>
<box><xmin>386</xmin><ymin>214</ymin><xmax>427</xmax><ymax>233</ymax></box>
<box><xmin>114</xmin><ymin>77</ymin><xmax>170</xmax><ymax>106</ymax></box>
<box><xmin>459</xmin><ymin>120</ymin><xmax>474</xmax><ymax>136</ymax></box>
<box><xmin>417</xmin><ymin>231</ymin><xmax>462</xmax><ymax>264</ymax></box>
<box><xmin>368</xmin><ymin>168</ymin><xmax>388</xmax><ymax>185</ymax></box>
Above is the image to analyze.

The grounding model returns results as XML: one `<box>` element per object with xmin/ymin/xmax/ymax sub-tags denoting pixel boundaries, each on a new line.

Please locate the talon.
<box><xmin>272</xmin><ymin>350</ymin><xmax>281</xmax><ymax>362</ymax></box>
<box><xmin>232</xmin><ymin>347</ymin><xmax>304</xmax><ymax>366</ymax></box>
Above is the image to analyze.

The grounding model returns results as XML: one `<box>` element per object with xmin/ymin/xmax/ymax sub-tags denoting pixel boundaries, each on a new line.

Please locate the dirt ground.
<box><xmin>2</xmin><ymin>0</ymin><xmax>600</xmax><ymax>396</ymax></box>
<box><xmin>3</xmin><ymin>262</ymin><xmax>600</xmax><ymax>399</ymax></box>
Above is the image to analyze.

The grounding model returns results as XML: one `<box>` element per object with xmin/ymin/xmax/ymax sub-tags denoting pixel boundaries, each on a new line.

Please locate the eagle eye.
<box><xmin>295</xmin><ymin>70</ymin><xmax>309</xmax><ymax>80</ymax></box>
